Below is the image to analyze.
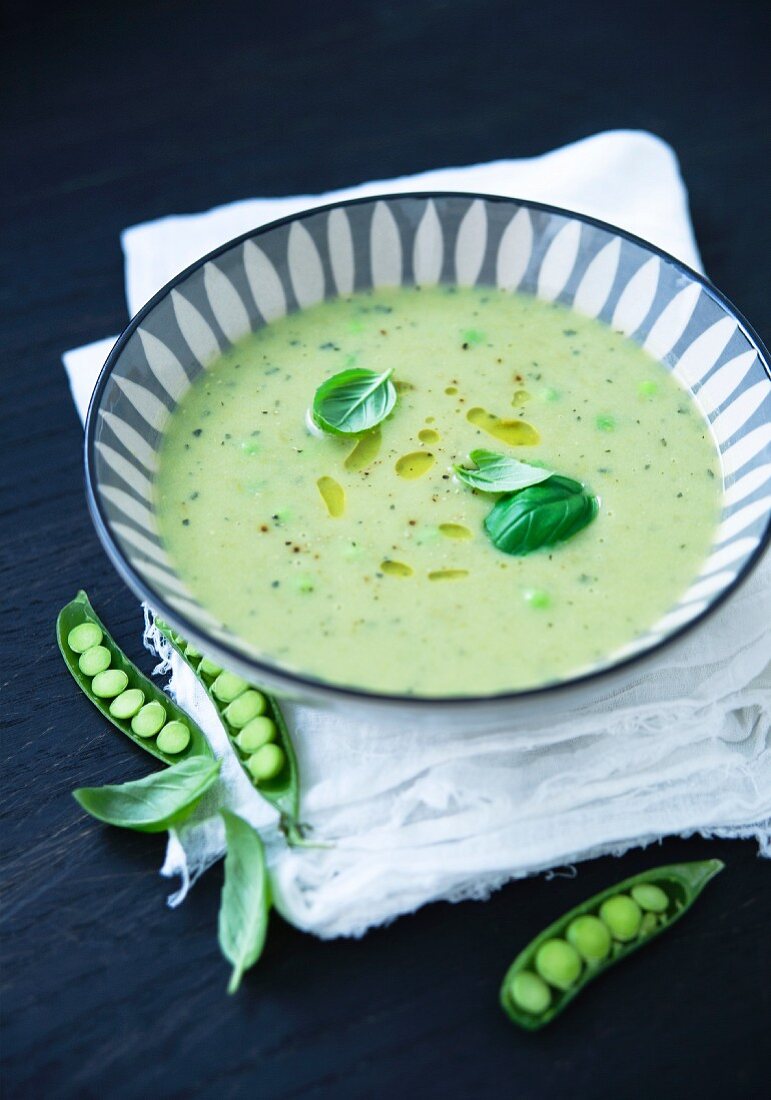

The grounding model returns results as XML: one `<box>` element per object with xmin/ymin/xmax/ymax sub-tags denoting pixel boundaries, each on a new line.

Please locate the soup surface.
<box><xmin>155</xmin><ymin>285</ymin><xmax>722</xmax><ymax>696</ymax></box>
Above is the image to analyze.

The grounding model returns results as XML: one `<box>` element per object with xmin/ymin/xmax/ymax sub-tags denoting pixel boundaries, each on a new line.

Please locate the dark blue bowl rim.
<box><xmin>84</xmin><ymin>190</ymin><xmax>771</xmax><ymax>707</ymax></box>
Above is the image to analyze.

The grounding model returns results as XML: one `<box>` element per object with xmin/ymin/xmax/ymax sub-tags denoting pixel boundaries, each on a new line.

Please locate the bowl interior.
<box><xmin>86</xmin><ymin>193</ymin><xmax>771</xmax><ymax>705</ymax></box>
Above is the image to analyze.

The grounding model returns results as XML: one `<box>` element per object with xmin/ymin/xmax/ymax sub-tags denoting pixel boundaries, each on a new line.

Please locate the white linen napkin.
<box><xmin>63</xmin><ymin>130</ymin><xmax>770</xmax><ymax>938</ymax></box>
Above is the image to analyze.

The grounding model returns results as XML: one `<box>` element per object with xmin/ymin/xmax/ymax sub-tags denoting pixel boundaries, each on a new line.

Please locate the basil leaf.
<box><xmin>72</xmin><ymin>756</ymin><xmax>221</xmax><ymax>833</ymax></box>
<box><xmin>312</xmin><ymin>367</ymin><xmax>396</xmax><ymax>435</ymax></box>
<box><xmin>218</xmin><ymin>810</ymin><xmax>270</xmax><ymax>994</ymax></box>
<box><xmin>484</xmin><ymin>475</ymin><xmax>599</xmax><ymax>555</ymax></box>
<box><xmin>454</xmin><ymin>449</ymin><xmax>553</xmax><ymax>492</ymax></box>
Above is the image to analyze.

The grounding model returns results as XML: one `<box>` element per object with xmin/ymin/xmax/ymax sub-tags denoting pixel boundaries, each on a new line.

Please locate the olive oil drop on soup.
<box><xmin>155</xmin><ymin>286</ymin><xmax>722</xmax><ymax>696</ymax></box>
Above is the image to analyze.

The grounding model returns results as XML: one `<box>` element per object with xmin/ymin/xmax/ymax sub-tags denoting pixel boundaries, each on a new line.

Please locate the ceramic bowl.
<box><xmin>85</xmin><ymin>193</ymin><xmax>771</xmax><ymax>725</ymax></box>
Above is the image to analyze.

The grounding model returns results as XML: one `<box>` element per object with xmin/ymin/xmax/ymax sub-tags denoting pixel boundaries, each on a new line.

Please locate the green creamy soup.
<box><xmin>155</xmin><ymin>286</ymin><xmax>722</xmax><ymax>696</ymax></box>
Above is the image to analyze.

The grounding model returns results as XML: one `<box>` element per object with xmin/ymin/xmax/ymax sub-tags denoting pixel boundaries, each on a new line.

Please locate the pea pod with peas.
<box><xmin>500</xmin><ymin>860</ymin><xmax>724</xmax><ymax>1029</ymax></box>
<box><xmin>57</xmin><ymin>590</ymin><xmax>213</xmax><ymax>765</ymax></box>
<box><xmin>153</xmin><ymin>619</ymin><xmax>304</xmax><ymax>842</ymax></box>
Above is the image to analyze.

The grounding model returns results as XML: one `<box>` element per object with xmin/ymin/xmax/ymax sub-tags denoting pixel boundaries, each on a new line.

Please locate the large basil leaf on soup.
<box><xmin>454</xmin><ymin>449</ymin><xmax>554</xmax><ymax>492</ymax></box>
<box><xmin>484</xmin><ymin>475</ymin><xmax>599</xmax><ymax>556</ymax></box>
<box><xmin>311</xmin><ymin>367</ymin><xmax>397</xmax><ymax>435</ymax></box>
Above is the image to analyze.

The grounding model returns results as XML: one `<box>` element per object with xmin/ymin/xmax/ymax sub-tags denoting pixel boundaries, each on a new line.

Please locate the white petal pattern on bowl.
<box><xmin>113</xmin><ymin>522</ymin><xmax>173</xmax><ymax>565</ymax></box>
<box><xmin>652</xmin><ymin>601</ymin><xmax>708</xmax><ymax>635</ymax></box>
<box><xmin>455</xmin><ymin>199</ymin><xmax>487</xmax><ymax>286</ymax></box>
<box><xmin>537</xmin><ymin>219</ymin><xmax>581</xmax><ymax>302</ymax></box>
<box><xmin>412</xmin><ymin>200</ymin><xmax>443</xmax><ymax>287</ymax></box>
<box><xmin>674</xmin><ymin>316</ymin><xmax>736</xmax><ymax>388</ymax></box>
<box><xmin>96</xmin><ymin>442</ymin><xmax>153</xmax><ymax>502</ymax></box>
<box><xmin>370</xmin><ymin>201</ymin><xmax>402</xmax><ymax>287</ymax></box>
<box><xmin>710</xmin><ymin>382</ymin><xmax>769</xmax><ymax>446</ymax></box>
<box><xmin>699</xmin><ymin>537</ymin><xmax>760</xmax><ymax>576</ymax></box>
<box><xmin>696</xmin><ymin>350</ymin><xmax>758</xmax><ymax>413</ymax></box>
<box><xmin>721</xmin><ymin>423</ymin><xmax>771</xmax><ymax>478</ymax></box>
<box><xmin>99</xmin><ymin>411</ymin><xmax>158</xmax><ymax>472</ymax></box>
<box><xmin>643</xmin><ymin>282</ymin><xmax>701</xmax><ymax>360</ymax></box>
<box><xmin>87</xmin><ymin>193</ymin><xmax>771</xmax><ymax>703</ymax></box>
<box><xmin>327</xmin><ymin>208</ymin><xmax>355</xmax><ymax>295</ymax></box>
<box><xmin>131</xmin><ymin>558</ymin><xmax>193</xmax><ymax>598</ymax></box>
<box><xmin>681</xmin><ymin>571</ymin><xmax>737</xmax><ymax>604</ymax></box>
<box><xmin>100</xmin><ymin>485</ymin><xmax>158</xmax><ymax>534</ymax></box>
<box><xmin>164</xmin><ymin>594</ymin><xmax>222</xmax><ymax>632</ymax></box>
<box><xmin>114</xmin><ymin>376</ymin><xmax>170</xmax><ymax>432</ymax></box>
<box><xmin>138</xmin><ymin>328</ymin><xmax>191</xmax><ymax>401</ymax></box>
<box><xmin>611</xmin><ymin>256</ymin><xmax>659</xmax><ymax>336</ymax></box>
<box><xmin>171</xmin><ymin>290</ymin><xmax>221</xmax><ymax>366</ymax></box>
<box><xmin>723</xmin><ymin>464</ymin><xmax>771</xmax><ymax>507</ymax></box>
<box><xmin>573</xmin><ymin>237</ymin><xmax>621</xmax><ymax>319</ymax></box>
<box><xmin>203</xmin><ymin>262</ymin><xmax>251</xmax><ymax>345</ymax></box>
<box><xmin>496</xmin><ymin>208</ymin><xmax>532</xmax><ymax>292</ymax></box>
<box><xmin>242</xmin><ymin>240</ymin><xmax>287</xmax><ymax>321</ymax></box>
<box><xmin>716</xmin><ymin>496</ymin><xmax>771</xmax><ymax>543</ymax></box>
<box><xmin>288</xmin><ymin>222</ymin><xmax>325</xmax><ymax>308</ymax></box>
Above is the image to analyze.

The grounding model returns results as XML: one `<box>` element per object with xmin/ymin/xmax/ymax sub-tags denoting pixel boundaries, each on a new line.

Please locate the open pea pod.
<box><xmin>154</xmin><ymin>620</ymin><xmax>302</xmax><ymax>839</ymax></box>
<box><xmin>500</xmin><ymin>860</ymin><xmax>724</xmax><ymax>1030</ymax></box>
<box><xmin>57</xmin><ymin>591</ymin><xmax>213</xmax><ymax>765</ymax></box>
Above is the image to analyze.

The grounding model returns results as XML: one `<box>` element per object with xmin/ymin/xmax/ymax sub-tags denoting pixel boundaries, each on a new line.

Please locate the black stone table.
<box><xmin>2</xmin><ymin>2</ymin><xmax>768</xmax><ymax>1096</ymax></box>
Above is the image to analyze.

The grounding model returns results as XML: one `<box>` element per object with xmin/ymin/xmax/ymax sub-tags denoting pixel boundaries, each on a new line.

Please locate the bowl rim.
<box><xmin>84</xmin><ymin>189</ymin><xmax>771</xmax><ymax>708</ymax></box>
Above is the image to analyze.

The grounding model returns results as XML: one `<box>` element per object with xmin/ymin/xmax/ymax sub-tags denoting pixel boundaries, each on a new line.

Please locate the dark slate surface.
<box><xmin>1</xmin><ymin>2</ymin><xmax>769</xmax><ymax>1096</ymax></box>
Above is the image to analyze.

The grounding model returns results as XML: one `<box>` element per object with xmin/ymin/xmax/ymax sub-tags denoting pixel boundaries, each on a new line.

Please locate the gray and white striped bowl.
<box><xmin>85</xmin><ymin>193</ymin><xmax>771</xmax><ymax>723</ymax></box>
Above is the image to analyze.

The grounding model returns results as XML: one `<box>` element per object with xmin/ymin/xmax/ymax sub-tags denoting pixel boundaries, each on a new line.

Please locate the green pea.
<box><xmin>566</xmin><ymin>915</ymin><xmax>611</xmax><ymax>963</ymax></box>
<box><xmin>631</xmin><ymin>883</ymin><xmax>669</xmax><ymax>913</ymax></box>
<box><xmin>223</xmin><ymin>690</ymin><xmax>266</xmax><ymax>729</ymax></box>
<box><xmin>91</xmin><ymin>669</ymin><xmax>129</xmax><ymax>699</ymax></box>
<box><xmin>462</xmin><ymin>327</ymin><xmax>485</xmax><ymax>346</ymax></box>
<box><xmin>199</xmin><ymin>657</ymin><xmax>223</xmax><ymax>679</ymax></box>
<box><xmin>67</xmin><ymin>622</ymin><xmax>103</xmax><ymax>653</ymax></box>
<box><xmin>599</xmin><ymin>894</ymin><xmax>642</xmax><ymax>941</ymax></box>
<box><xmin>236</xmin><ymin>716</ymin><xmax>277</xmax><ymax>753</ymax></box>
<box><xmin>109</xmin><ymin>688</ymin><xmax>145</xmax><ymax>720</ymax></box>
<box><xmin>131</xmin><ymin>700</ymin><xmax>166</xmax><ymax>738</ymax></box>
<box><xmin>78</xmin><ymin>645</ymin><xmax>111</xmax><ymax>677</ymax></box>
<box><xmin>534</xmin><ymin>939</ymin><xmax>582</xmax><ymax>991</ymax></box>
<box><xmin>156</xmin><ymin>720</ymin><xmax>191</xmax><ymax>755</ymax></box>
<box><xmin>212</xmin><ymin>670</ymin><xmax>248</xmax><ymax>703</ymax></box>
<box><xmin>638</xmin><ymin>379</ymin><xmax>658</xmax><ymax>398</ymax></box>
<box><xmin>640</xmin><ymin>912</ymin><xmax>658</xmax><ymax>936</ymax></box>
<box><xmin>523</xmin><ymin>588</ymin><xmax>550</xmax><ymax>609</ymax></box>
<box><xmin>246</xmin><ymin>743</ymin><xmax>285</xmax><ymax>782</ymax></box>
<box><xmin>509</xmin><ymin>971</ymin><xmax>552</xmax><ymax>1015</ymax></box>
<box><xmin>596</xmin><ymin>413</ymin><xmax>616</xmax><ymax>432</ymax></box>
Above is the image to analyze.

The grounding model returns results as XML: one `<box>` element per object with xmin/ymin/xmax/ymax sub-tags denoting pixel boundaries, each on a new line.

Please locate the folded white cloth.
<box><xmin>64</xmin><ymin>130</ymin><xmax>770</xmax><ymax>938</ymax></box>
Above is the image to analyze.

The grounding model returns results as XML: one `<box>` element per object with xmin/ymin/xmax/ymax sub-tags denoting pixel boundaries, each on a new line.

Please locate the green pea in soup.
<box><xmin>155</xmin><ymin>286</ymin><xmax>722</xmax><ymax>696</ymax></box>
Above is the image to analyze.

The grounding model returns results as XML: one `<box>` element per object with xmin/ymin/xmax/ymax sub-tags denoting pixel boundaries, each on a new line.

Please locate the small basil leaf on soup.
<box><xmin>484</xmin><ymin>475</ymin><xmax>599</xmax><ymax>556</ymax></box>
<box><xmin>454</xmin><ymin>449</ymin><xmax>554</xmax><ymax>492</ymax></box>
<box><xmin>311</xmin><ymin>367</ymin><xmax>397</xmax><ymax>435</ymax></box>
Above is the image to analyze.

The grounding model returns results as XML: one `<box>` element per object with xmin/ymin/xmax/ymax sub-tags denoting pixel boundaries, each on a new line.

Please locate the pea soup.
<box><xmin>155</xmin><ymin>286</ymin><xmax>722</xmax><ymax>696</ymax></box>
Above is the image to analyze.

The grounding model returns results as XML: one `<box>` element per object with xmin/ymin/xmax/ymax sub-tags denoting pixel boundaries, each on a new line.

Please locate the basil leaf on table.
<box><xmin>454</xmin><ymin>449</ymin><xmax>554</xmax><ymax>492</ymax></box>
<box><xmin>484</xmin><ymin>475</ymin><xmax>599</xmax><ymax>555</ymax></box>
<box><xmin>311</xmin><ymin>367</ymin><xmax>397</xmax><ymax>435</ymax></box>
<box><xmin>218</xmin><ymin>810</ymin><xmax>271</xmax><ymax>994</ymax></box>
<box><xmin>72</xmin><ymin>756</ymin><xmax>221</xmax><ymax>833</ymax></box>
